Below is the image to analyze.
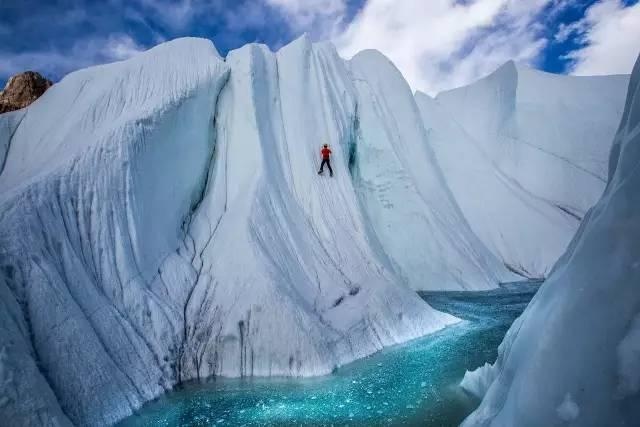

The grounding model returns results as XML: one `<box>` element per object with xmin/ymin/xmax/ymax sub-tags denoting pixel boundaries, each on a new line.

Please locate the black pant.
<box><xmin>319</xmin><ymin>159</ymin><xmax>333</xmax><ymax>175</ymax></box>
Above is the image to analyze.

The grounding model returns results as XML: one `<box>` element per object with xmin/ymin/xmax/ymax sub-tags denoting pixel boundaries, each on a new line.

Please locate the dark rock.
<box><xmin>0</xmin><ymin>71</ymin><xmax>53</xmax><ymax>114</ymax></box>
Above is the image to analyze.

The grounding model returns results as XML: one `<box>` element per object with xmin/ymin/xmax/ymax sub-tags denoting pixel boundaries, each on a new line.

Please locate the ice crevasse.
<box><xmin>0</xmin><ymin>36</ymin><xmax>512</xmax><ymax>425</ymax></box>
<box><xmin>461</xmin><ymin>53</ymin><xmax>640</xmax><ymax>426</ymax></box>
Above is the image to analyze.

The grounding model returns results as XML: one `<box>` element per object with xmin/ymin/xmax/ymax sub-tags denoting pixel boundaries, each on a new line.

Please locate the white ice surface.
<box><xmin>461</xmin><ymin>54</ymin><xmax>640</xmax><ymax>426</ymax></box>
<box><xmin>418</xmin><ymin>62</ymin><xmax>629</xmax><ymax>278</ymax></box>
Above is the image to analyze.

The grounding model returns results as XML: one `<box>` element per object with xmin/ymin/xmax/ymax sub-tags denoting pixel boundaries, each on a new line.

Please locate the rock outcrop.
<box><xmin>0</xmin><ymin>71</ymin><xmax>53</xmax><ymax>114</ymax></box>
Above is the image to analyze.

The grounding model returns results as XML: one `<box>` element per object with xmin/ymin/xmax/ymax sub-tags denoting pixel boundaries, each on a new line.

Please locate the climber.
<box><xmin>318</xmin><ymin>143</ymin><xmax>333</xmax><ymax>177</ymax></box>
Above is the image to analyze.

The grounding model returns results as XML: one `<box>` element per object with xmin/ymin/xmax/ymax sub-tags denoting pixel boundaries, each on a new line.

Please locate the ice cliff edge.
<box><xmin>461</xmin><ymin>53</ymin><xmax>640</xmax><ymax>427</ymax></box>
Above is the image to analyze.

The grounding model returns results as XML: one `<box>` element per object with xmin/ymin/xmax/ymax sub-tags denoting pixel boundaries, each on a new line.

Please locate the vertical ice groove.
<box><xmin>178</xmin><ymin>67</ymin><xmax>231</xmax><ymax>382</ymax></box>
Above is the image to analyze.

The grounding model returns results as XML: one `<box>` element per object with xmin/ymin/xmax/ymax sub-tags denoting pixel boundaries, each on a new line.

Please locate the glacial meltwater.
<box><xmin>119</xmin><ymin>283</ymin><xmax>539</xmax><ymax>426</ymax></box>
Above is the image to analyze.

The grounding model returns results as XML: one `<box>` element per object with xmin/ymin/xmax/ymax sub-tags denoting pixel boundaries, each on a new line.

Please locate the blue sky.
<box><xmin>1</xmin><ymin>0</ymin><xmax>639</xmax><ymax>94</ymax></box>
<box><xmin>540</xmin><ymin>0</ymin><xmax>638</xmax><ymax>72</ymax></box>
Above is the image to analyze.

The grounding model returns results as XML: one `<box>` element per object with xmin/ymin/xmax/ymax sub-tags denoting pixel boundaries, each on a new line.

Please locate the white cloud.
<box><xmin>564</xmin><ymin>0</ymin><xmax>640</xmax><ymax>75</ymax></box>
<box><xmin>265</xmin><ymin>0</ymin><xmax>347</xmax><ymax>37</ymax></box>
<box><xmin>103</xmin><ymin>34</ymin><xmax>146</xmax><ymax>60</ymax></box>
<box><xmin>0</xmin><ymin>34</ymin><xmax>145</xmax><ymax>80</ymax></box>
<box><xmin>333</xmin><ymin>0</ymin><xmax>553</xmax><ymax>95</ymax></box>
<box><xmin>554</xmin><ymin>20</ymin><xmax>586</xmax><ymax>43</ymax></box>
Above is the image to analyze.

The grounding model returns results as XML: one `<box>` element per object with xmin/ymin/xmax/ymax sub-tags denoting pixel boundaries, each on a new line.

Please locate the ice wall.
<box><xmin>0</xmin><ymin>35</ymin><xmax>507</xmax><ymax>425</ymax></box>
<box><xmin>418</xmin><ymin>63</ymin><xmax>629</xmax><ymax>278</ymax></box>
<box><xmin>350</xmin><ymin>50</ymin><xmax>509</xmax><ymax>290</ymax></box>
<box><xmin>461</xmin><ymin>54</ymin><xmax>640</xmax><ymax>426</ymax></box>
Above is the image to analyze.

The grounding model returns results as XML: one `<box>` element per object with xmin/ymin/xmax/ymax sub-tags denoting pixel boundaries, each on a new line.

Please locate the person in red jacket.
<box><xmin>318</xmin><ymin>143</ymin><xmax>333</xmax><ymax>177</ymax></box>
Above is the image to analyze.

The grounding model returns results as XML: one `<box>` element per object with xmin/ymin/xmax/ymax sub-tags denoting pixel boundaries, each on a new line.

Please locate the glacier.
<box><xmin>416</xmin><ymin>62</ymin><xmax>629</xmax><ymax>279</ymax></box>
<box><xmin>461</xmin><ymin>54</ymin><xmax>640</xmax><ymax>426</ymax></box>
<box><xmin>0</xmin><ymin>35</ymin><xmax>514</xmax><ymax>426</ymax></box>
<box><xmin>0</xmin><ymin>33</ymin><xmax>631</xmax><ymax>427</ymax></box>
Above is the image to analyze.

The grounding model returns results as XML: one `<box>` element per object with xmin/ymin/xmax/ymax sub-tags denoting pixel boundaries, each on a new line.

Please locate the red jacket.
<box><xmin>321</xmin><ymin>147</ymin><xmax>331</xmax><ymax>159</ymax></box>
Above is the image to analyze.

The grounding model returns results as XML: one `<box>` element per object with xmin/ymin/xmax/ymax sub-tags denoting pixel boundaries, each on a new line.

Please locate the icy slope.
<box><xmin>0</xmin><ymin>35</ymin><xmax>517</xmax><ymax>425</ymax></box>
<box><xmin>418</xmin><ymin>63</ymin><xmax>628</xmax><ymax>278</ymax></box>
<box><xmin>461</xmin><ymin>54</ymin><xmax>640</xmax><ymax>426</ymax></box>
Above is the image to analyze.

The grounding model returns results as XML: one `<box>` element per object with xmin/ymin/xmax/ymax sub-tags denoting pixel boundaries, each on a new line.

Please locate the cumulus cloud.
<box><xmin>333</xmin><ymin>0</ymin><xmax>554</xmax><ymax>95</ymax></box>
<box><xmin>265</xmin><ymin>0</ymin><xmax>638</xmax><ymax>93</ymax></box>
<box><xmin>564</xmin><ymin>0</ymin><xmax>640</xmax><ymax>75</ymax></box>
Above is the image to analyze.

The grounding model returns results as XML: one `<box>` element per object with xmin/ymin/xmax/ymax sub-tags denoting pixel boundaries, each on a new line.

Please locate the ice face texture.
<box><xmin>349</xmin><ymin>50</ymin><xmax>510</xmax><ymax>291</ymax></box>
<box><xmin>461</xmin><ymin>54</ymin><xmax>640</xmax><ymax>427</ymax></box>
<box><xmin>417</xmin><ymin>62</ymin><xmax>629</xmax><ymax>279</ymax></box>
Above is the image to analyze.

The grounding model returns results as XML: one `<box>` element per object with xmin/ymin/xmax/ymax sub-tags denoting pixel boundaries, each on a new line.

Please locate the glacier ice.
<box><xmin>416</xmin><ymin>62</ymin><xmax>629</xmax><ymax>279</ymax></box>
<box><xmin>461</xmin><ymin>54</ymin><xmax>640</xmax><ymax>427</ymax></box>
<box><xmin>0</xmin><ymin>34</ymin><xmax>629</xmax><ymax>426</ymax></box>
<box><xmin>0</xmin><ymin>34</ymin><xmax>517</xmax><ymax>425</ymax></box>
<box><xmin>460</xmin><ymin>362</ymin><xmax>495</xmax><ymax>399</ymax></box>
